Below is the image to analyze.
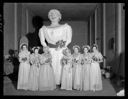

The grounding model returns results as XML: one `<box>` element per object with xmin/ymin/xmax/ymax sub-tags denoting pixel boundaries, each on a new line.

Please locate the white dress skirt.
<box><xmin>61</xmin><ymin>56</ymin><xmax>72</xmax><ymax>90</ymax></box>
<box><xmin>90</xmin><ymin>62</ymin><xmax>102</xmax><ymax>91</ymax></box>
<box><xmin>17</xmin><ymin>51</ymin><xmax>30</xmax><ymax>90</ymax></box>
<box><xmin>28</xmin><ymin>54</ymin><xmax>40</xmax><ymax>91</ymax></box>
<box><xmin>82</xmin><ymin>54</ymin><xmax>91</xmax><ymax>91</ymax></box>
<box><xmin>38</xmin><ymin>54</ymin><xmax>56</xmax><ymax>91</ymax></box>
<box><xmin>49</xmin><ymin>47</ymin><xmax>66</xmax><ymax>85</ymax></box>
<box><xmin>72</xmin><ymin>54</ymin><xmax>82</xmax><ymax>90</ymax></box>
<box><xmin>82</xmin><ymin>63</ymin><xmax>91</xmax><ymax>91</ymax></box>
<box><xmin>28</xmin><ymin>65</ymin><xmax>39</xmax><ymax>91</ymax></box>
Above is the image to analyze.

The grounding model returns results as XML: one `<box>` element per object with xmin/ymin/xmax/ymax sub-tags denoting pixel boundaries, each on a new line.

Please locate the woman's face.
<box><xmin>74</xmin><ymin>47</ymin><xmax>79</xmax><ymax>53</ymax></box>
<box><xmin>49</xmin><ymin>12</ymin><xmax>60</xmax><ymax>22</ymax></box>
<box><xmin>93</xmin><ymin>47</ymin><xmax>97</xmax><ymax>52</ymax></box>
<box><xmin>22</xmin><ymin>45</ymin><xmax>27</xmax><ymax>51</ymax></box>
<box><xmin>84</xmin><ymin>48</ymin><xmax>88</xmax><ymax>53</ymax></box>
<box><xmin>34</xmin><ymin>49</ymin><xmax>38</xmax><ymax>54</ymax></box>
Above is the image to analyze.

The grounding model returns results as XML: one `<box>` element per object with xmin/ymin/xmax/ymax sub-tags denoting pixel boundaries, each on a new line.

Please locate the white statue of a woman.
<box><xmin>39</xmin><ymin>9</ymin><xmax>72</xmax><ymax>88</ymax></box>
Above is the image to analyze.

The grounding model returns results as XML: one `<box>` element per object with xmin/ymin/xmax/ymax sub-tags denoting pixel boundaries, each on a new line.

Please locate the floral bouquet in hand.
<box><xmin>35</xmin><ymin>58</ymin><xmax>40</xmax><ymax>68</ymax></box>
<box><xmin>45</xmin><ymin>58</ymin><xmax>52</xmax><ymax>64</ymax></box>
<box><xmin>73</xmin><ymin>59</ymin><xmax>79</xmax><ymax>65</ymax></box>
<box><xmin>84</xmin><ymin>58</ymin><xmax>88</xmax><ymax>64</ymax></box>
<box><xmin>61</xmin><ymin>57</ymin><xmax>68</xmax><ymax>66</ymax></box>
<box><xmin>81</xmin><ymin>59</ymin><xmax>84</xmax><ymax>65</ymax></box>
<box><xmin>22</xmin><ymin>57</ymin><xmax>27</xmax><ymax>62</ymax></box>
<box><xmin>92</xmin><ymin>56</ymin><xmax>98</xmax><ymax>62</ymax></box>
<box><xmin>56</xmin><ymin>40</ymin><xmax>66</xmax><ymax>49</ymax></box>
<box><xmin>87</xmin><ymin>58</ymin><xmax>92</xmax><ymax>64</ymax></box>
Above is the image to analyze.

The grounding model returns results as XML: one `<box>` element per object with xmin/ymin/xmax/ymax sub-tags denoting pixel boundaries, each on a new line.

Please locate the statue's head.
<box><xmin>48</xmin><ymin>9</ymin><xmax>62</xmax><ymax>22</ymax></box>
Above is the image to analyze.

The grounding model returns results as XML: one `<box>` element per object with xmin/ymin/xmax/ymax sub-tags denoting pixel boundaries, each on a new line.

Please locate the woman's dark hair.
<box><xmin>33</xmin><ymin>47</ymin><xmax>39</xmax><ymax>53</ymax></box>
<box><xmin>92</xmin><ymin>44</ymin><xmax>98</xmax><ymax>51</ymax></box>
<box><xmin>21</xmin><ymin>44</ymin><xmax>28</xmax><ymax>50</ymax></box>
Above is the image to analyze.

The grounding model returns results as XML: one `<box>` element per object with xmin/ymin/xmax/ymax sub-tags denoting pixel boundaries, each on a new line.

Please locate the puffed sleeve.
<box><xmin>39</xmin><ymin>26</ymin><xmax>47</xmax><ymax>47</ymax></box>
<box><xmin>65</xmin><ymin>24</ymin><xmax>72</xmax><ymax>47</ymax></box>
<box><xmin>98</xmin><ymin>52</ymin><xmax>103</xmax><ymax>60</ymax></box>
<box><xmin>18</xmin><ymin>52</ymin><xmax>22</xmax><ymax>62</ymax></box>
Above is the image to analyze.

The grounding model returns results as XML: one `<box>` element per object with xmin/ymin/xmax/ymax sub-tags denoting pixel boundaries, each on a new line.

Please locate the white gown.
<box><xmin>81</xmin><ymin>53</ymin><xmax>91</xmax><ymax>91</ymax></box>
<box><xmin>90</xmin><ymin>52</ymin><xmax>103</xmax><ymax>91</ymax></box>
<box><xmin>72</xmin><ymin>53</ymin><xmax>83</xmax><ymax>90</ymax></box>
<box><xmin>17</xmin><ymin>50</ymin><xmax>30</xmax><ymax>90</ymax></box>
<box><xmin>39</xmin><ymin>23</ymin><xmax>72</xmax><ymax>85</ymax></box>
<box><xmin>61</xmin><ymin>55</ymin><xmax>73</xmax><ymax>90</ymax></box>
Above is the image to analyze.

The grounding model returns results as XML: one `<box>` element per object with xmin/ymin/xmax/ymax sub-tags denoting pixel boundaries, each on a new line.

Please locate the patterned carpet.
<box><xmin>3</xmin><ymin>76</ymin><xmax>116</xmax><ymax>96</ymax></box>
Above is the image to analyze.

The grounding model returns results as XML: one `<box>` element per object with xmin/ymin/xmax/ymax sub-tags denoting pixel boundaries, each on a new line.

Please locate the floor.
<box><xmin>3</xmin><ymin>73</ymin><xmax>117</xmax><ymax>96</ymax></box>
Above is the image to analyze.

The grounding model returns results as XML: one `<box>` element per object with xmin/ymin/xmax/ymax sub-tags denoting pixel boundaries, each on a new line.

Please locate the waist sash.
<box><xmin>48</xmin><ymin>43</ymin><xmax>57</xmax><ymax>48</ymax></box>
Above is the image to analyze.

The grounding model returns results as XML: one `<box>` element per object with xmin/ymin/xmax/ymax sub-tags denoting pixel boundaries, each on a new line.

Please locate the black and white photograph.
<box><xmin>3</xmin><ymin>3</ymin><xmax>125</xmax><ymax>96</ymax></box>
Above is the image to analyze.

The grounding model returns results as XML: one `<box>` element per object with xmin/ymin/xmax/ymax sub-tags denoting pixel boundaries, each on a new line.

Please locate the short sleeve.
<box><xmin>98</xmin><ymin>52</ymin><xmax>103</xmax><ymax>59</ymax></box>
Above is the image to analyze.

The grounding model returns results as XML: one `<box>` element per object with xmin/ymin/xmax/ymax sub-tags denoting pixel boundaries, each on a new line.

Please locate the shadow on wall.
<box><xmin>20</xmin><ymin>16</ymin><xmax>44</xmax><ymax>52</ymax></box>
<box><xmin>26</xmin><ymin>16</ymin><xmax>44</xmax><ymax>50</ymax></box>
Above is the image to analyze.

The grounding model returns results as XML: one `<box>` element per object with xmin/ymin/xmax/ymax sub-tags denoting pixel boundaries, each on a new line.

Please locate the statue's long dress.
<box><xmin>61</xmin><ymin>55</ymin><xmax>73</xmax><ymax>90</ymax></box>
<box><xmin>90</xmin><ymin>52</ymin><xmax>103</xmax><ymax>91</ymax></box>
<box><xmin>28</xmin><ymin>54</ymin><xmax>40</xmax><ymax>91</ymax></box>
<box><xmin>17</xmin><ymin>51</ymin><xmax>30</xmax><ymax>90</ymax></box>
<box><xmin>39</xmin><ymin>23</ymin><xmax>72</xmax><ymax>85</ymax></box>
<box><xmin>72</xmin><ymin>53</ymin><xmax>82</xmax><ymax>90</ymax></box>
<box><xmin>81</xmin><ymin>53</ymin><xmax>91</xmax><ymax>91</ymax></box>
<box><xmin>38</xmin><ymin>53</ymin><xmax>56</xmax><ymax>91</ymax></box>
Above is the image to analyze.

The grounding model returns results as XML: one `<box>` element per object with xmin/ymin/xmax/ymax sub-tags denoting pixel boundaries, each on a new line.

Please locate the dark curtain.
<box><xmin>111</xmin><ymin>52</ymin><xmax>125</xmax><ymax>78</ymax></box>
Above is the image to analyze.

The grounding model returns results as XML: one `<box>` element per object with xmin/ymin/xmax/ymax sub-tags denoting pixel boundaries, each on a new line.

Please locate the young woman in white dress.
<box><xmin>39</xmin><ymin>9</ymin><xmax>72</xmax><ymax>88</ymax></box>
<box><xmin>17</xmin><ymin>44</ymin><xmax>30</xmax><ymax>90</ymax></box>
<box><xmin>72</xmin><ymin>45</ymin><xmax>82</xmax><ymax>90</ymax></box>
<box><xmin>90</xmin><ymin>44</ymin><xmax>103</xmax><ymax>91</ymax></box>
<box><xmin>38</xmin><ymin>46</ymin><xmax>56</xmax><ymax>91</ymax></box>
<box><xmin>81</xmin><ymin>45</ymin><xmax>92</xmax><ymax>91</ymax></box>
<box><xmin>61</xmin><ymin>48</ymin><xmax>73</xmax><ymax>90</ymax></box>
<box><xmin>28</xmin><ymin>47</ymin><xmax>40</xmax><ymax>91</ymax></box>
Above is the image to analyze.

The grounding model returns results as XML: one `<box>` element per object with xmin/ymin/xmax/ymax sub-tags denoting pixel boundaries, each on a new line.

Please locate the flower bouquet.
<box><xmin>56</xmin><ymin>40</ymin><xmax>66</xmax><ymax>49</ymax></box>
<box><xmin>45</xmin><ymin>58</ymin><xmax>52</xmax><ymax>64</ymax></box>
<box><xmin>92</xmin><ymin>56</ymin><xmax>98</xmax><ymax>61</ymax></box>
<box><xmin>22</xmin><ymin>57</ymin><xmax>27</xmax><ymax>62</ymax></box>
<box><xmin>61</xmin><ymin>57</ymin><xmax>68</xmax><ymax>66</ymax></box>
<box><xmin>73</xmin><ymin>59</ymin><xmax>79</xmax><ymax>65</ymax></box>
<box><xmin>35</xmin><ymin>58</ymin><xmax>40</xmax><ymax>68</ymax></box>
<box><xmin>81</xmin><ymin>59</ymin><xmax>84</xmax><ymax>65</ymax></box>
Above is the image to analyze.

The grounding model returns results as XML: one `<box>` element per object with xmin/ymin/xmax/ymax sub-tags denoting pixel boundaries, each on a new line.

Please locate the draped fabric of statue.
<box><xmin>39</xmin><ymin>23</ymin><xmax>72</xmax><ymax>85</ymax></box>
